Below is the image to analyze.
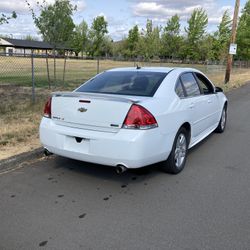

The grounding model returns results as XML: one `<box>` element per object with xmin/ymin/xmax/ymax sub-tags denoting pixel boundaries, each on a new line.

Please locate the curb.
<box><xmin>0</xmin><ymin>147</ymin><xmax>44</xmax><ymax>172</ymax></box>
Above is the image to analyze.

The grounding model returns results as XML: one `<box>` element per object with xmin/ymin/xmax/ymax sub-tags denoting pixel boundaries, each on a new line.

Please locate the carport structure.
<box><xmin>0</xmin><ymin>38</ymin><xmax>54</xmax><ymax>55</ymax></box>
<box><xmin>0</xmin><ymin>37</ymin><xmax>71</xmax><ymax>56</ymax></box>
<box><xmin>0</xmin><ymin>38</ymin><xmax>73</xmax><ymax>99</ymax></box>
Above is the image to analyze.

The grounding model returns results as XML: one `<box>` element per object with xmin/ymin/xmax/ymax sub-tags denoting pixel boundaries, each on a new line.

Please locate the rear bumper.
<box><xmin>39</xmin><ymin>118</ymin><xmax>173</xmax><ymax>169</ymax></box>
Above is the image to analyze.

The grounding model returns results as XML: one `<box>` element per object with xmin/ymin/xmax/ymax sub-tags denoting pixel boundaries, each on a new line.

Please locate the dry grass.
<box><xmin>0</xmin><ymin>86</ymin><xmax>49</xmax><ymax>160</ymax></box>
<box><xmin>0</xmin><ymin>59</ymin><xmax>250</xmax><ymax>160</ymax></box>
<box><xmin>207</xmin><ymin>68</ymin><xmax>250</xmax><ymax>91</ymax></box>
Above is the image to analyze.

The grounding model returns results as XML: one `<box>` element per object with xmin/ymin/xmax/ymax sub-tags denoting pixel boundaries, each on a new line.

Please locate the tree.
<box><xmin>23</xmin><ymin>34</ymin><xmax>39</xmax><ymax>41</ymax></box>
<box><xmin>112</xmin><ymin>38</ymin><xmax>128</xmax><ymax>58</ymax></box>
<box><xmin>185</xmin><ymin>8</ymin><xmax>208</xmax><ymax>60</ymax></box>
<box><xmin>236</xmin><ymin>0</ymin><xmax>250</xmax><ymax>59</ymax></box>
<box><xmin>27</xmin><ymin>0</ymin><xmax>75</xmax><ymax>83</ymax></box>
<box><xmin>0</xmin><ymin>12</ymin><xmax>17</xmax><ymax>25</ymax></box>
<box><xmin>101</xmin><ymin>36</ymin><xmax>113</xmax><ymax>57</ymax></box>
<box><xmin>213</xmin><ymin>10</ymin><xmax>232</xmax><ymax>61</ymax></box>
<box><xmin>127</xmin><ymin>25</ymin><xmax>140</xmax><ymax>58</ymax></box>
<box><xmin>164</xmin><ymin>14</ymin><xmax>180</xmax><ymax>36</ymax></box>
<box><xmin>141</xmin><ymin>19</ymin><xmax>161</xmax><ymax>59</ymax></box>
<box><xmin>199</xmin><ymin>35</ymin><xmax>217</xmax><ymax>61</ymax></box>
<box><xmin>72</xmin><ymin>20</ymin><xmax>89</xmax><ymax>56</ymax></box>
<box><xmin>161</xmin><ymin>14</ymin><xmax>183</xmax><ymax>59</ymax></box>
<box><xmin>88</xmin><ymin>16</ymin><xmax>108</xmax><ymax>57</ymax></box>
<box><xmin>27</xmin><ymin>0</ymin><xmax>75</xmax><ymax>47</ymax></box>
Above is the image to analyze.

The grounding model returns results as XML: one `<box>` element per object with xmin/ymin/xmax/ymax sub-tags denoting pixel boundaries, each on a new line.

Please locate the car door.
<box><xmin>179</xmin><ymin>72</ymin><xmax>208</xmax><ymax>138</ymax></box>
<box><xmin>194</xmin><ymin>72</ymin><xmax>221</xmax><ymax>128</ymax></box>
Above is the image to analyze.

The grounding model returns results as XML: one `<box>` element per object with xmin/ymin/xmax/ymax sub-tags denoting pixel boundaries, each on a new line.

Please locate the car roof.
<box><xmin>106</xmin><ymin>67</ymin><xmax>201</xmax><ymax>74</ymax></box>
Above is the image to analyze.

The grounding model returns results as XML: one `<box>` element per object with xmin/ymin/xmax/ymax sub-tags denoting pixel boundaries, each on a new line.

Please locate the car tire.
<box><xmin>215</xmin><ymin>105</ymin><xmax>227</xmax><ymax>133</ymax></box>
<box><xmin>161</xmin><ymin>127</ymin><xmax>188</xmax><ymax>174</ymax></box>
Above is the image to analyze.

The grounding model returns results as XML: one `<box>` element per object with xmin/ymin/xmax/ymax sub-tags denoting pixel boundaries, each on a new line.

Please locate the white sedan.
<box><xmin>40</xmin><ymin>67</ymin><xmax>227</xmax><ymax>174</ymax></box>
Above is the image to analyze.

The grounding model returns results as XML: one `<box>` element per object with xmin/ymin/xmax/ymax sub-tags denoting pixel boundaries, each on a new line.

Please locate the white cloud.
<box><xmin>72</xmin><ymin>0</ymin><xmax>86</xmax><ymax>12</ymax></box>
<box><xmin>133</xmin><ymin>2</ymin><xmax>203</xmax><ymax>18</ymax></box>
<box><xmin>0</xmin><ymin>0</ymin><xmax>87</xmax><ymax>39</ymax></box>
<box><xmin>0</xmin><ymin>0</ymin><xmax>86</xmax><ymax>14</ymax></box>
<box><xmin>0</xmin><ymin>0</ymin><xmax>239</xmax><ymax>41</ymax></box>
<box><xmin>99</xmin><ymin>16</ymin><xmax>130</xmax><ymax>41</ymax></box>
<box><xmin>97</xmin><ymin>12</ymin><xmax>107</xmax><ymax>19</ymax></box>
<box><xmin>130</xmin><ymin>0</ymin><xmax>214</xmax><ymax>8</ymax></box>
<box><xmin>132</xmin><ymin>1</ymin><xmax>236</xmax><ymax>27</ymax></box>
<box><xmin>0</xmin><ymin>14</ymin><xmax>39</xmax><ymax>39</ymax></box>
<box><xmin>0</xmin><ymin>0</ymin><xmax>30</xmax><ymax>14</ymax></box>
<box><xmin>109</xmin><ymin>26</ymin><xmax>128</xmax><ymax>41</ymax></box>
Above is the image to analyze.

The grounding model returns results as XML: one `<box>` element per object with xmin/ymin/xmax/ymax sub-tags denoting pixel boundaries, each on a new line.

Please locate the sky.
<box><xmin>0</xmin><ymin>0</ymin><xmax>247</xmax><ymax>41</ymax></box>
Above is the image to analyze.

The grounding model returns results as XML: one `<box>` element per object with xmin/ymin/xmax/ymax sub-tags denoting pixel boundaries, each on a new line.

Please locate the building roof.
<box><xmin>0</xmin><ymin>38</ymin><xmax>71</xmax><ymax>50</ymax></box>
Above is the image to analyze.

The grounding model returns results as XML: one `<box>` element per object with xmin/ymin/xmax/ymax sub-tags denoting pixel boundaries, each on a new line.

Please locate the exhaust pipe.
<box><xmin>115</xmin><ymin>165</ymin><xmax>127</xmax><ymax>174</ymax></box>
<box><xmin>44</xmin><ymin>148</ymin><xmax>53</xmax><ymax>156</ymax></box>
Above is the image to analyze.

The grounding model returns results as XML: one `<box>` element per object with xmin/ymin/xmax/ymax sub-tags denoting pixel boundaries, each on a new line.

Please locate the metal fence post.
<box><xmin>31</xmin><ymin>52</ymin><xmax>35</xmax><ymax>103</ymax></box>
<box><xmin>46</xmin><ymin>54</ymin><xmax>51</xmax><ymax>89</ymax></box>
<box><xmin>53</xmin><ymin>48</ymin><xmax>56</xmax><ymax>86</ymax></box>
<box><xmin>97</xmin><ymin>57</ymin><xmax>99</xmax><ymax>74</ymax></box>
<box><xmin>63</xmin><ymin>55</ymin><xmax>67</xmax><ymax>87</ymax></box>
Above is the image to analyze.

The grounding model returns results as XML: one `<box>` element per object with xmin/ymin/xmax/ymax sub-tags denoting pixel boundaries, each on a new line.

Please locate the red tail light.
<box><xmin>44</xmin><ymin>97</ymin><xmax>52</xmax><ymax>118</ymax></box>
<box><xmin>123</xmin><ymin>104</ymin><xmax>158</xmax><ymax>129</ymax></box>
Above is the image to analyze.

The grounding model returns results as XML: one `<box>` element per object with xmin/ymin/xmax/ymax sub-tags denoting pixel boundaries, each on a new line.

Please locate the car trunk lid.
<box><xmin>51</xmin><ymin>92</ymin><xmax>147</xmax><ymax>132</ymax></box>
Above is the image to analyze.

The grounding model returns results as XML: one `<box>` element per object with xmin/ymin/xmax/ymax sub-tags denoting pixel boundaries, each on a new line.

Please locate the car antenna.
<box><xmin>136</xmin><ymin>64</ymin><xmax>141</xmax><ymax>70</ymax></box>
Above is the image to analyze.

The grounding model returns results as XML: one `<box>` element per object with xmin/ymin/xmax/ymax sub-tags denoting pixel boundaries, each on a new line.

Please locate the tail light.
<box><xmin>123</xmin><ymin>104</ymin><xmax>158</xmax><ymax>129</ymax></box>
<box><xmin>44</xmin><ymin>97</ymin><xmax>52</xmax><ymax>118</ymax></box>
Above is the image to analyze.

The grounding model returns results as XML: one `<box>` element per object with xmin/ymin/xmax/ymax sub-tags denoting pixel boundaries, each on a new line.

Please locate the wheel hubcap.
<box><xmin>174</xmin><ymin>133</ymin><xmax>187</xmax><ymax>168</ymax></box>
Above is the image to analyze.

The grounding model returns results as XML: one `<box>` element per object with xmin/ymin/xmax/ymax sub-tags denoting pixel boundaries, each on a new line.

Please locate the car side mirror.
<box><xmin>215</xmin><ymin>86</ymin><xmax>223</xmax><ymax>93</ymax></box>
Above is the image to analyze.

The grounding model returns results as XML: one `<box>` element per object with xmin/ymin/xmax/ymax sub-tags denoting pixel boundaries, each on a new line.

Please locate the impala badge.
<box><xmin>78</xmin><ymin>107</ymin><xmax>87</xmax><ymax>113</ymax></box>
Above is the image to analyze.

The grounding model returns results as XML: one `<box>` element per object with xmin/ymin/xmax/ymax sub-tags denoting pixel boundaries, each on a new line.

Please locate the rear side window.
<box><xmin>180</xmin><ymin>73</ymin><xmax>200</xmax><ymax>97</ymax></box>
<box><xmin>76</xmin><ymin>71</ymin><xmax>168</xmax><ymax>97</ymax></box>
<box><xmin>175</xmin><ymin>79</ymin><xmax>185</xmax><ymax>98</ymax></box>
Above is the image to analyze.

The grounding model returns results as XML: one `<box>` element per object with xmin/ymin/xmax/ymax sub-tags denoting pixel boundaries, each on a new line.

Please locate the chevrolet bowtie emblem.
<box><xmin>78</xmin><ymin>107</ymin><xmax>87</xmax><ymax>112</ymax></box>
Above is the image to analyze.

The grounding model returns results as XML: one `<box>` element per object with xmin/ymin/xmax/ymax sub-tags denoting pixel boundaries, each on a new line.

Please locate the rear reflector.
<box><xmin>44</xmin><ymin>97</ymin><xmax>52</xmax><ymax>118</ymax></box>
<box><xmin>122</xmin><ymin>104</ymin><xmax>158</xmax><ymax>130</ymax></box>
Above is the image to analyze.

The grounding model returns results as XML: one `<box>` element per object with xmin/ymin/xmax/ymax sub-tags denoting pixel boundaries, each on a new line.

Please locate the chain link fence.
<box><xmin>0</xmin><ymin>53</ymin><xmax>249</xmax><ymax>102</ymax></box>
<box><xmin>1</xmin><ymin>53</ymin><xmax>249</xmax><ymax>159</ymax></box>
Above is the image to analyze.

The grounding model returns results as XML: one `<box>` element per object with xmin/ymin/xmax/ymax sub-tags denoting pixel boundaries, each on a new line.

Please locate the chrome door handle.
<box><xmin>207</xmin><ymin>99</ymin><xmax>212</xmax><ymax>103</ymax></box>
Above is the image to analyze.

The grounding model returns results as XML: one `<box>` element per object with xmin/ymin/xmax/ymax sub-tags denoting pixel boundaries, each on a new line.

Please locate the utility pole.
<box><xmin>224</xmin><ymin>0</ymin><xmax>240</xmax><ymax>84</ymax></box>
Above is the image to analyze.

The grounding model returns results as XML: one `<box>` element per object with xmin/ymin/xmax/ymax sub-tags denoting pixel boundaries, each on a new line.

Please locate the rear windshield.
<box><xmin>76</xmin><ymin>71</ymin><xmax>168</xmax><ymax>97</ymax></box>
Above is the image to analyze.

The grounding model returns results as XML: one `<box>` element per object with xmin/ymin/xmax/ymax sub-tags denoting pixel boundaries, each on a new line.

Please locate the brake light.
<box><xmin>123</xmin><ymin>104</ymin><xmax>158</xmax><ymax>129</ymax></box>
<box><xmin>44</xmin><ymin>97</ymin><xmax>52</xmax><ymax>118</ymax></box>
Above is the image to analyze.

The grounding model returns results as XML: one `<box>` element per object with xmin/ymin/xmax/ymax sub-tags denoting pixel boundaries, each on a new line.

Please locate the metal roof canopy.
<box><xmin>0</xmin><ymin>38</ymin><xmax>72</xmax><ymax>50</ymax></box>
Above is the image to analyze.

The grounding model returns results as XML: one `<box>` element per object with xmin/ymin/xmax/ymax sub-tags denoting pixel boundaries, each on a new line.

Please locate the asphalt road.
<box><xmin>1</xmin><ymin>83</ymin><xmax>250</xmax><ymax>250</ymax></box>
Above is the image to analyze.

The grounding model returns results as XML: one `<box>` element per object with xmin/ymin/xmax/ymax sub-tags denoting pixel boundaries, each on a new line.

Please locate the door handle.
<box><xmin>207</xmin><ymin>99</ymin><xmax>212</xmax><ymax>104</ymax></box>
<box><xmin>189</xmin><ymin>103</ymin><xmax>194</xmax><ymax>109</ymax></box>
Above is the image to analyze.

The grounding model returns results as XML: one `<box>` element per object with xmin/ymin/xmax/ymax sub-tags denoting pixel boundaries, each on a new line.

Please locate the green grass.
<box><xmin>0</xmin><ymin>57</ymin><xmax>133</xmax><ymax>89</ymax></box>
<box><xmin>0</xmin><ymin>56</ymin><xmax>249</xmax><ymax>90</ymax></box>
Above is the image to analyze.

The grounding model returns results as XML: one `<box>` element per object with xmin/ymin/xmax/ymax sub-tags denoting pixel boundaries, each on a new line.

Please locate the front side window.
<box><xmin>195</xmin><ymin>73</ymin><xmax>214</xmax><ymax>95</ymax></box>
<box><xmin>180</xmin><ymin>73</ymin><xmax>201</xmax><ymax>97</ymax></box>
<box><xmin>76</xmin><ymin>71</ymin><xmax>168</xmax><ymax>97</ymax></box>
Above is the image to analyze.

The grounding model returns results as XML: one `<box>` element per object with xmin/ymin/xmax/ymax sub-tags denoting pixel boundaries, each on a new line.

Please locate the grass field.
<box><xmin>0</xmin><ymin>56</ymin><xmax>249</xmax><ymax>88</ymax></box>
<box><xmin>0</xmin><ymin>57</ymin><xmax>134</xmax><ymax>87</ymax></box>
<box><xmin>0</xmin><ymin>57</ymin><xmax>250</xmax><ymax>160</ymax></box>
